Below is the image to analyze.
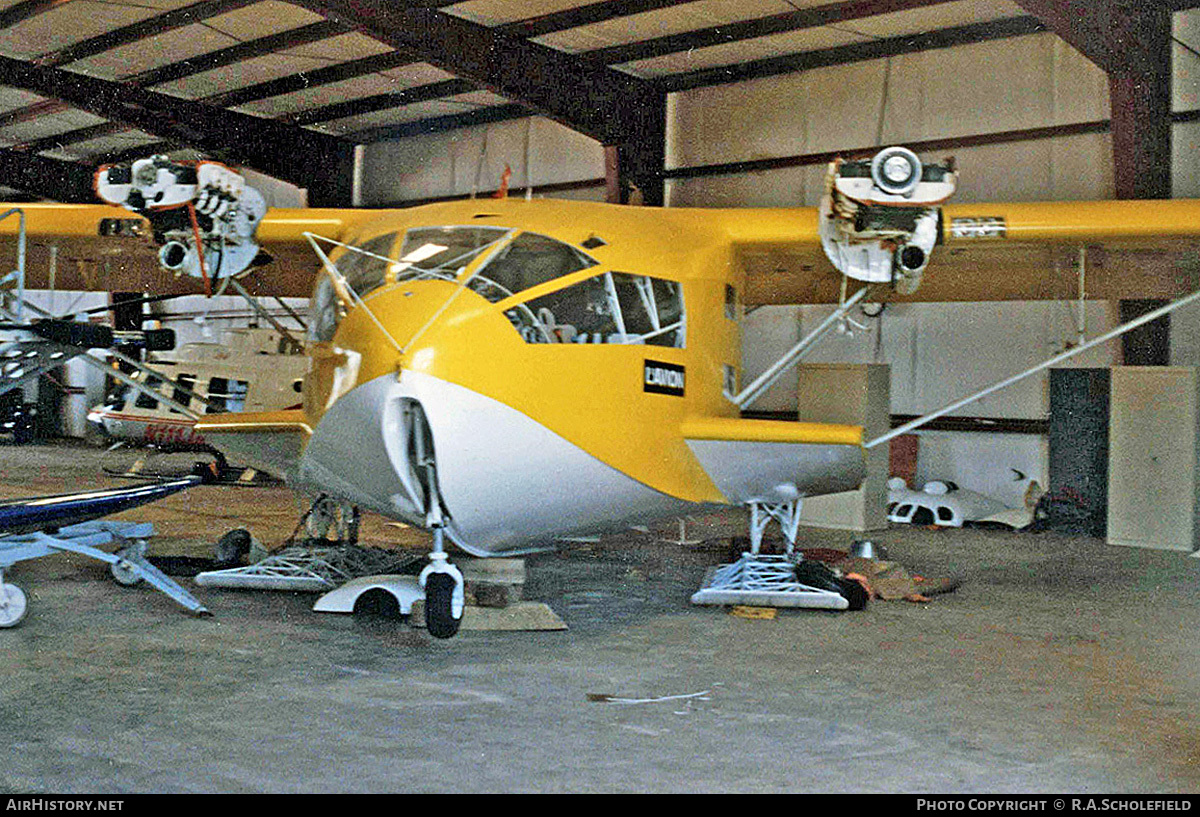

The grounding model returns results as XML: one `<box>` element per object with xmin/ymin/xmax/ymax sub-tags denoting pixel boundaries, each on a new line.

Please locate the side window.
<box><xmin>512</xmin><ymin>271</ymin><xmax>685</xmax><ymax>347</ymax></box>
<box><xmin>170</xmin><ymin>374</ymin><xmax>195</xmax><ymax>414</ymax></box>
<box><xmin>206</xmin><ymin>377</ymin><xmax>249</xmax><ymax>413</ymax></box>
<box><xmin>134</xmin><ymin>374</ymin><xmax>163</xmax><ymax>410</ymax></box>
<box><xmin>308</xmin><ymin>277</ymin><xmax>342</xmax><ymax>343</ymax></box>
<box><xmin>725</xmin><ymin>284</ymin><xmax>738</xmax><ymax>320</ymax></box>
<box><xmin>469</xmin><ymin>232</ymin><xmax>595</xmax><ymax>304</ymax></box>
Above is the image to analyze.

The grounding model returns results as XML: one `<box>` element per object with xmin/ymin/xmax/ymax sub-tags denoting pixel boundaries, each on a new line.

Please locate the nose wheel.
<box><xmin>418</xmin><ymin>528</ymin><xmax>464</xmax><ymax>639</ymax></box>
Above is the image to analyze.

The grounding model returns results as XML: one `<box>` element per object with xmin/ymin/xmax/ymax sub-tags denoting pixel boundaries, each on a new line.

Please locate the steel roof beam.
<box><xmin>0</xmin><ymin>0</ymin><xmax>262</xmax><ymax>128</ymax></box>
<box><xmin>7</xmin><ymin>19</ymin><xmax>349</xmax><ymax>154</ymax></box>
<box><xmin>0</xmin><ymin>0</ymin><xmax>74</xmax><ymax>30</ymax></box>
<box><xmin>493</xmin><ymin>0</ymin><xmax>694</xmax><ymax>39</ymax></box>
<box><xmin>204</xmin><ymin>50</ymin><xmax>418</xmax><ymax>108</ymax></box>
<box><xmin>285</xmin><ymin>78</ymin><xmax>475</xmax><ymax>126</ymax></box>
<box><xmin>38</xmin><ymin>0</ymin><xmax>261</xmax><ymax>68</ymax></box>
<box><xmin>584</xmin><ymin>0</ymin><xmax>955</xmax><ymax>66</ymax></box>
<box><xmin>290</xmin><ymin>0</ymin><xmax>661</xmax><ymax>147</ymax></box>
<box><xmin>349</xmin><ymin>102</ymin><xmax>532</xmax><ymax>142</ymax></box>
<box><xmin>0</xmin><ymin>54</ymin><xmax>354</xmax><ymax>202</ymax></box>
<box><xmin>1013</xmin><ymin>0</ymin><xmax>1165</xmax><ymax>76</ymax></box>
<box><xmin>1014</xmin><ymin>1</ymin><xmax>1171</xmax><ymax>199</ymax></box>
<box><xmin>127</xmin><ymin>19</ymin><xmax>348</xmax><ymax>87</ymax></box>
<box><xmin>0</xmin><ymin>149</ymin><xmax>96</xmax><ymax>201</ymax></box>
<box><xmin>658</xmin><ymin>15</ymin><xmax>1046</xmax><ymax>92</ymax></box>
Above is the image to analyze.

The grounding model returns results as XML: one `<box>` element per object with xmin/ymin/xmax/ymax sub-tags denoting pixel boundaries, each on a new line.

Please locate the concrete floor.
<box><xmin>2</xmin><ymin>441</ymin><xmax>1200</xmax><ymax>793</ymax></box>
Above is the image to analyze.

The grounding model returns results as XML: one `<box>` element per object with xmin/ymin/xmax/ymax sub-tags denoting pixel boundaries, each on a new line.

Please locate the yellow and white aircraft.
<box><xmin>4</xmin><ymin>148</ymin><xmax>1200</xmax><ymax>636</ymax></box>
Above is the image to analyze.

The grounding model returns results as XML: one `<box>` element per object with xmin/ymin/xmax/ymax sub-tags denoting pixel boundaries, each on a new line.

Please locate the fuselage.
<box><xmin>203</xmin><ymin>198</ymin><xmax>866</xmax><ymax>556</ymax></box>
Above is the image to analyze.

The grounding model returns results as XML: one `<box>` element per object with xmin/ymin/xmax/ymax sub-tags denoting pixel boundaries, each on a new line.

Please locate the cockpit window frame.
<box><xmin>495</xmin><ymin>267</ymin><xmax>687</xmax><ymax>349</ymax></box>
<box><xmin>306</xmin><ymin>224</ymin><xmax>686</xmax><ymax>350</ymax></box>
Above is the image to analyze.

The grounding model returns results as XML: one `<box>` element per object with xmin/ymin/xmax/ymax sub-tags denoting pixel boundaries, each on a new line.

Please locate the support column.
<box><xmin>610</xmin><ymin>91</ymin><xmax>666</xmax><ymax>206</ymax></box>
<box><xmin>1110</xmin><ymin>7</ymin><xmax>1172</xmax><ymax>365</ymax></box>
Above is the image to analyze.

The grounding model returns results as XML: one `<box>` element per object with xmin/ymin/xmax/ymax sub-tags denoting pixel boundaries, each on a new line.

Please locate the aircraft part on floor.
<box><xmin>0</xmin><ymin>515</ymin><xmax>207</xmax><ymax>627</ymax></box>
<box><xmin>194</xmin><ymin>544</ymin><xmax>419</xmax><ymax>592</ymax></box>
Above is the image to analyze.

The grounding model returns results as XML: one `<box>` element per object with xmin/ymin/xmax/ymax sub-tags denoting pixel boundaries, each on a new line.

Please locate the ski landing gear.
<box><xmin>690</xmin><ymin>500</ymin><xmax>866</xmax><ymax>611</ymax></box>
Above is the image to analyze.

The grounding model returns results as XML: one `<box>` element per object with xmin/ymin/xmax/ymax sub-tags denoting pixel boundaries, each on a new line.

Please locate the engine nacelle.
<box><xmin>96</xmin><ymin>156</ymin><xmax>267</xmax><ymax>283</ymax></box>
<box><xmin>818</xmin><ymin>146</ymin><xmax>956</xmax><ymax>295</ymax></box>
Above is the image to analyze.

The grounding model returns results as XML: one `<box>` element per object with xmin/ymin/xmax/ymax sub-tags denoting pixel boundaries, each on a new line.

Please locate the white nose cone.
<box><xmin>883</xmin><ymin>155</ymin><xmax>913</xmax><ymax>183</ymax></box>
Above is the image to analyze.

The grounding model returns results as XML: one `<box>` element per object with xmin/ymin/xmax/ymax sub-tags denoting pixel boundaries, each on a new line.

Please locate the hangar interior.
<box><xmin>1</xmin><ymin>0</ymin><xmax>1200</xmax><ymax>794</ymax></box>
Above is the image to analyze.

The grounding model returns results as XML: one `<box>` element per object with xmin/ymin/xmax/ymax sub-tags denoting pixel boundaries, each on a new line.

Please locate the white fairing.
<box><xmin>313</xmin><ymin>575</ymin><xmax>423</xmax><ymax>615</ymax></box>
<box><xmin>887</xmin><ymin>481</ymin><xmax>1009</xmax><ymax>527</ymax></box>
<box><xmin>295</xmin><ymin>371</ymin><xmax>697</xmax><ymax>556</ymax></box>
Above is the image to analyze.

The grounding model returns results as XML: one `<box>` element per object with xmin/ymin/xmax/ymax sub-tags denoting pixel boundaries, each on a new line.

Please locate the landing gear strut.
<box><xmin>407</xmin><ymin>400</ymin><xmax>464</xmax><ymax>639</ymax></box>
<box><xmin>418</xmin><ymin>527</ymin><xmax>464</xmax><ymax>639</ymax></box>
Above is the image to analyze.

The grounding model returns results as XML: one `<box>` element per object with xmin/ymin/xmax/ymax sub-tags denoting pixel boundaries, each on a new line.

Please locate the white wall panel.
<box><xmin>360</xmin><ymin>116</ymin><xmax>604</xmax><ymax>205</ymax></box>
<box><xmin>666</xmin><ymin>165</ymin><xmax>821</xmax><ymax>207</ymax></box>
<box><xmin>740</xmin><ymin>299</ymin><xmax>1118</xmax><ymax>500</ymax></box>
<box><xmin>1174</xmin><ymin>9</ymin><xmax>1200</xmax><ymax>113</ymax></box>
<box><xmin>666</xmin><ymin>33</ymin><xmax>1109</xmax><ymax>175</ymax></box>
<box><xmin>1174</xmin><ymin>121</ymin><xmax>1200</xmax><ymax>198</ymax></box>
<box><xmin>912</xmin><ymin>431</ymin><xmax>1046</xmax><ymax>508</ymax></box>
<box><xmin>666</xmin><ymin>130</ymin><xmax>1113</xmax><ymax>208</ymax></box>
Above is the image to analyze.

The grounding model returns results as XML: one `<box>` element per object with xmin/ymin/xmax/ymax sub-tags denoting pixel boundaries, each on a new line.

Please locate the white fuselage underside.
<box><xmin>294</xmin><ymin>371</ymin><xmax>701</xmax><ymax>556</ymax></box>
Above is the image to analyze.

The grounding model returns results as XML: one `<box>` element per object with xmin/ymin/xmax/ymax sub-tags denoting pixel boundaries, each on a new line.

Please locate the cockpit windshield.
<box><xmin>305</xmin><ymin>226</ymin><xmax>682</xmax><ymax>349</ymax></box>
<box><xmin>396</xmin><ymin>226</ymin><xmax>510</xmax><ymax>279</ymax></box>
<box><xmin>467</xmin><ymin>232</ymin><xmax>597</xmax><ymax>303</ymax></box>
<box><xmin>309</xmin><ymin>226</ymin><xmax>595</xmax><ymax>342</ymax></box>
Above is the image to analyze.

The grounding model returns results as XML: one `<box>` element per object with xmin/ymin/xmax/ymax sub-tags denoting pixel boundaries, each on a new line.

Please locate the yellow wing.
<box><xmin>0</xmin><ymin>203</ymin><xmax>384</xmax><ymax>299</ymax></box>
<box><xmin>728</xmin><ymin>199</ymin><xmax>1200</xmax><ymax>304</ymax></box>
<box><xmin>2</xmin><ymin>196</ymin><xmax>1199</xmax><ymax>304</ymax></box>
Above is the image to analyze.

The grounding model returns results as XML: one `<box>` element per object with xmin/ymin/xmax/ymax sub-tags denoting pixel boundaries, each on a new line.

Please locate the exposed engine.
<box><xmin>818</xmin><ymin>146</ymin><xmax>957</xmax><ymax>295</ymax></box>
<box><xmin>95</xmin><ymin>156</ymin><xmax>267</xmax><ymax>290</ymax></box>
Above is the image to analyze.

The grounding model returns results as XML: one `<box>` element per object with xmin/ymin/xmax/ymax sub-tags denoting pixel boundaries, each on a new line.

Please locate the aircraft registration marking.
<box><xmin>644</xmin><ymin>360</ymin><xmax>685</xmax><ymax>397</ymax></box>
<box><xmin>949</xmin><ymin>216</ymin><xmax>1007</xmax><ymax>239</ymax></box>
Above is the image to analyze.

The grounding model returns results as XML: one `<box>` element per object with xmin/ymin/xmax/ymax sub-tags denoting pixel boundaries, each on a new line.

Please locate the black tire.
<box><xmin>424</xmin><ymin>572</ymin><xmax>461</xmax><ymax>639</ymax></box>
<box><xmin>793</xmin><ymin>560</ymin><xmax>842</xmax><ymax>594</ymax></box>
<box><xmin>214</xmin><ymin>528</ymin><xmax>252</xmax><ymax>567</ymax></box>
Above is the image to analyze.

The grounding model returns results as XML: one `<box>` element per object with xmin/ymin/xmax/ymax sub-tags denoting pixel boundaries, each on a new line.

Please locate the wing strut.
<box><xmin>865</xmin><ymin>285</ymin><xmax>1200</xmax><ymax>450</ymax></box>
<box><xmin>731</xmin><ymin>283</ymin><xmax>871</xmax><ymax>409</ymax></box>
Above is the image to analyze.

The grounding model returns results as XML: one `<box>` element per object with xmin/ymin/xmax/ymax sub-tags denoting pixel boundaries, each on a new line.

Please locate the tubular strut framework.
<box><xmin>691</xmin><ymin>499</ymin><xmax>850</xmax><ymax>610</ymax></box>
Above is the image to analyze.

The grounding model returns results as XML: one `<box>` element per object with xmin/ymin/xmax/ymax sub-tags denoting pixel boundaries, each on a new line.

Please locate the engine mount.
<box><xmin>818</xmin><ymin>146</ymin><xmax>957</xmax><ymax>295</ymax></box>
<box><xmin>95</xmin><ymin>156</ymin><xmax>267</xmax><ymax>286</ymax></box>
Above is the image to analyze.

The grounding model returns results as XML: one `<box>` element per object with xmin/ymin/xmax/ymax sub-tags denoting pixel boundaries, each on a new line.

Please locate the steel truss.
<box><xmin>691</xmin><ymin>499</ymin><xmax>849</xmax><ymax>610</ymax></box>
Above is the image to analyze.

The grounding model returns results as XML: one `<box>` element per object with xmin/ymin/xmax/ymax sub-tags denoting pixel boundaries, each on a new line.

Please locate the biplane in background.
<box><xmin>0</xmin><ymin>147</ymin><xmax>1197</xmax><ymax>637</ymax></box>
